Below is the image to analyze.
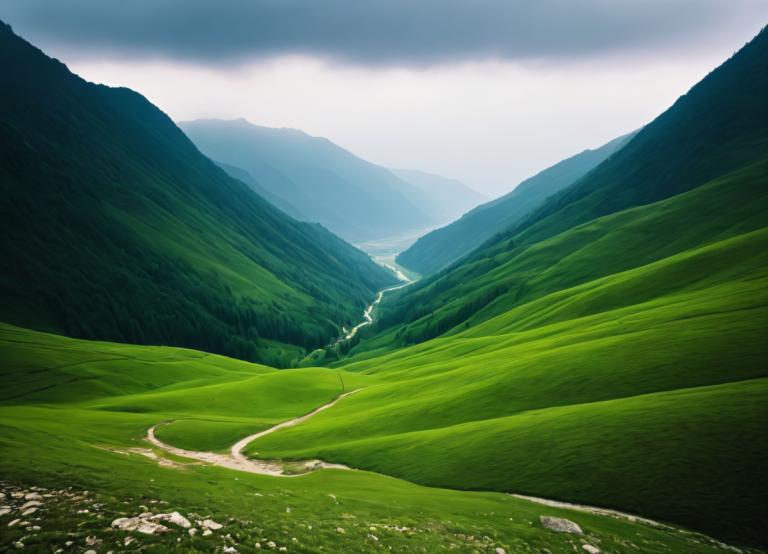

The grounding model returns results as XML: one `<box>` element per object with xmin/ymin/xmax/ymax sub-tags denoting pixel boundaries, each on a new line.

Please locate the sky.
<box><xmin>2</xmin><ymin>1</ymin><xmax>766</xmax><ymax>197</ymax></box>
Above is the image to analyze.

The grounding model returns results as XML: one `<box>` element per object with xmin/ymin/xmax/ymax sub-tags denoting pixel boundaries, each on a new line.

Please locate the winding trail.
<box><xmin>145</xmin><ymin>389</ymin><xmax>361</xmax><ymax>477</ymax></box>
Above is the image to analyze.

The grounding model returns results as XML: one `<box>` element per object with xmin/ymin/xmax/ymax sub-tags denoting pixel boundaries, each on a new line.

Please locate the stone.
<box><xmin>111</xmin><ymin>516</ymin><xmax>170</xmax><ymax>535</ymax></box>
<box><xmin>199</xmin><ymin>518</ymin><xmax>223</xmax><ymax>530</ymax></box>
<box><xmin>13</xmin><ymin>541</ymin><xmax>24</xmax><ymax>549</ymax></box>
<box><xmin>266</xmin><ymin>541</ymin><xmax>276</xmax><ymax>549</ymax></box>
<box><xmin>21</xmin><ymin>508</ymin><xmax>38</xmax><ymax>516</ymax></box>
<box><xmin>539</xmin><ymin>516</ymin><xmax>583</xmax><ymax>534</ymax></box>
<box><xmin>20</xmin><ymin>501</ymin><xmax>41</xmax><ymax>511</ymax></box>
<box><xmin>24</xmin><ymin>493</ymin><xmax>42</xmax><ymax>501</ymax></box>
<box><xmin>203</xmin><ymin>529</ymin><xmax>213</xmax><ymax>537</ymax></box>
<box><xmin>188</xmin><ymin>528</ymin><xmax>198</xmax><ymax>536</ymax></box>
<box><xmin>84</xmin><ymin>551</ymin><xmax>97</xmax><ymax>554</ymax></box>
<box><xmin>496</xmin><ymin>548</ymin><xmax>507</xmax><ymax>554</ymax></box>
<box><xmin>85</xmin><ymin>536</ymin><xmax>101</xmax><ymax>546</ymax></box>
<box><xmin>0</xmin><ymin>507</ymin><xmax>11</xmax><ymax>516</ymax></box>
<box><xmin>582</xmin><ymin>546</ymin><xmax>600</xmax><ymax>554</ymax></box>
<box><xmin>150</xmin><ymin>511</ymin><xmax>192</xmax><ymax>529</ymax></box>
<box><xmin>223</xmin><ymin>547</ymin><xmax>238</xmax><ymax>554</ymax></box>
<box><xmin>8</xmin><ymin>518</ymin><xmax>21</xmax><ymax>527</ymax></box>
<box><xmin>336</xmin><ymin>527</ymin><xmax>346</xmax><ymax>534</ymax></box>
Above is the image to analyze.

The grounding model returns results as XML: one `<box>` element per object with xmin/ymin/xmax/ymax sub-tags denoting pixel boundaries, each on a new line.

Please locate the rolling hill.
<box><xmin>180</xmin><ymin>119</ymin><xmax>437</xmax><ymax>242</ymax></box>
<box><xmin>397</xmin><ymin>132</ymin><xmax>636</xmax><ymax>275</ymax></box>
<box><xmin>0</xmin><ymin>21</ymin><xmax>396</xmax><ymax>366</ymax></box>
<box><xmin>0</xmin><ymin>322</ymin><xmax>748</xmax><ymax>553</ymax></box>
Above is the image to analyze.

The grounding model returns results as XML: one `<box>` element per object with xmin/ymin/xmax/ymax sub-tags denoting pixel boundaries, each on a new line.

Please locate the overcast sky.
<box><xmin>2</xmin><ymin>1</ymin><xmax>766</xmax><ymax>196</ymax></box>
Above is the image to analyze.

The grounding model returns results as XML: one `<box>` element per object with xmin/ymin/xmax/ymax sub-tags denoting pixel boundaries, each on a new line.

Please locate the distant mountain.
<box><xmin>0</xmin><ymin>21</ymin><xmax>396</xmax><ymax>366</ymax></box>
<box><xmin>180</xmin><ymin>119</ymin><xmax>436</xmax><ymax>242</ymax></box>
<box><xmin>397</xmin><ymin>132</ymin><xmax>636</xmax><ymax>275</ymax></box>
<box><xmin>389</xmin><ymin>168</ymin><xmax>486</xmax><ymax>224</ymax></box>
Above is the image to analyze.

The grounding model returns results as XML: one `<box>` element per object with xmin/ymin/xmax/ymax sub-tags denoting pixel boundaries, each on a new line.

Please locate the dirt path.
<box><xmin>145</xmin><ymin>389</ymin><xmax>361</xmax><ymax>477</ymax></box>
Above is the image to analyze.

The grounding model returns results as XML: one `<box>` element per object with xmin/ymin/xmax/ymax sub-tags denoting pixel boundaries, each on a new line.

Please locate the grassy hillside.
<box><xmin>247</xmin><ymin>159</ymin><xmax>768</xmax><ymax>547</ymax></box>
<box><xmin>0</xmin><ymin>22</ymin><xmax>396</xmax><ymax>366</ymax></box>
<box><xmin>397</xmin><ymin>132</ymin><xmax>635</xmax><ymax>275</ymax></box>
<box><xmin>0</xmin><ymin>323</ymin><xmax>740</xmax><ymax>554</ymax></box>
<box><xmin>180</xmin><ymin>119</ymin><xmax>435</xmax><ymax>242</ymax></box>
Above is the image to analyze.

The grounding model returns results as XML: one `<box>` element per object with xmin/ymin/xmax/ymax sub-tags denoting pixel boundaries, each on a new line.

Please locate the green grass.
<box><xmin>244</xmin><ymin>166</ymin><xmax>768</xmax><ymax>548</ymax></box>
<box><xmin>0</xmin><ymin>324</ymin><xmax>740</xmax><ymax>553</ymax></box>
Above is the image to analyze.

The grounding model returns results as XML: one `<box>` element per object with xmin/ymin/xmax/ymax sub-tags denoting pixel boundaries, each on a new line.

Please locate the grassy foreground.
<box><xmin>0</xmin><ymin>323</ymin><xmax>751</xmax><ymax>553</ymax></box>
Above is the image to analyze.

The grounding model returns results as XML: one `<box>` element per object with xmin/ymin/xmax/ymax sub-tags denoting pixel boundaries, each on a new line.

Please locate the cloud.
<box><xmin>1</xmin><ymin>0</ymin><xmax>766</xmax><ymax>67</ymax></box>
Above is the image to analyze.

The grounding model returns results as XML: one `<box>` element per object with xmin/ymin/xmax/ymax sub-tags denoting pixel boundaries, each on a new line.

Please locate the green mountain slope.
<box><xmin>0</xmin><ymin>21</ymin><xmax>396</xmax><ymax>365</ymax></box>
<box><xmin>180</xmin><ymin>119</ymin><xmax>436</xmax><ymax>242</ymax></box>
<box><xmin>397</xmin><ymin>131</ymin><xmax>635</xmax><ymax>275</ymax></box>
<box><xmin>377</xmin><ymin>27</ymin><xmax>768</xmax><ymax>342</ymax></box>
<box><xmin>250</xmin><ymin>159</ymin><xmax>768</xmax><ymax>547</ymax></box>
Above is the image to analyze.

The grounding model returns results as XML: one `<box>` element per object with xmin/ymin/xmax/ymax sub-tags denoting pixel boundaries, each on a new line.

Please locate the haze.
<box><xmin>3</xmin><ymin>0</ymin><xmax>766</xmax><ymax>196</ymax></box>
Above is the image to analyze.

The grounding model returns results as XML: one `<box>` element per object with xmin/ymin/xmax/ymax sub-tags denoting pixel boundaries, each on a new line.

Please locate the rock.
<box><xmin>582</xmin><ymin>546</ymin><xmax>600</xmax><ymax>554</ymax></box>
<box><xmin>24</xmin><ymin>493</ymin><xmax>42</xmax><ymax>501</ymax></box>
<box><xmin>138</xmin><ymin>511</ymin><xmax>153</xmax><ymax>518</ymax></box>
<box><xmin>539</xmin><ymin>516</ymin><xmax>583</xmax><ymax>534</ymax></box>
<box><xmin>27</xmin><ymin>525</ymin><xmax>41</xmax><ymax>531</ymax></box>
<box><xmin>223</xmin><ymin>547</ymin><xmax>238</xmax><ymax>554</ymax></box>
<box><xmin>65</xmin><ymin>541</ymin><xmax>74</xmax><ymax>547</ymax></box>
<box><xmin>0</xmin><ymin>507</ymin><xmax>11</xmax><ymax>516</ymax></box>
<box><xmin>188</xmin><ymin>528</ymin><xmax>198</xmax><ymax>536</ymax></box>
<box><xmin>254</xmin><ymin>543</ymin><xmax>261</xmax><ymax>550</ymax></box>
<box><xmin>279</xmin><ymin>548</ymin><xmax>287</xmax><ymax>552</ymax></box>
<box><xmin>85</xmin><ymin>536</ymin><xmax>101</xmax><ymax>546</ymax></box>
<box><xmin>496</xmin><ymin>548</ymin><xmax>507</xmax><ymax>554</ymax></box>
<box><xmin>84</xmin><ymin>551</ymin><xmax>97</xmax><ymax>554</ymax></box>
<box><xmin>21</xmin><ymin>507</ymin><xmax>38</xmax><ymax>516</ymax></box>
<box><xmin>111</xmin><ymin>516</ymin><xmax>170</xmax><ymax>535</ymax></box>
<box><xmin>123</xmin><ymin>537</ymin><xmax>135</xmax><ymax>547</ymax></box>
<box><xmin>8</xmin><ymin>518</ymin><xmax>21</xmax><ymax>527</ymax></box>
<box><xmin>336</xmin><ymin>527</ymin><xmax>346</xmax><ymax>534</ymax></box>
<box><xmin>199</xmin><ymin>518</ymin><xmax>223</xmax><ymax>531</ymax></box>
<box><xmin>150</xmin><ymin>511</ymin><xmax>192</xmax><ymax>529</ymax></box>
<box><xmin>13</xmin><ymin>541</ymin><xmax>24</xmax><ymax>549</ymax></box>
<box><xmin>203</xmin><ymin>529</ymin><xmax>213</xmax><ymax>537</ymax></box>
<box><xmin>368</xmin><ymin>534</ymin><xmax>379</xmax><ymax>541</ymax></box>
<box><xmin>20</xmin><ymin>501</ymin><xmax>41</xmax><ymax>511</ymax></box>
<box><xmin>266</xmin><ymin>541</ymin><xmax>276</xmax><ymax>549</ymax></box>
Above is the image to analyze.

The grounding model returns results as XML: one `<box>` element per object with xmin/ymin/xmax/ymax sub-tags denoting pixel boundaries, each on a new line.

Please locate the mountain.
<box><xmin>376</xmin><ymin>27</ymin><xmax>768</xmax><ymax>344</ymax></box>
<box><xmin>0</xmin><ymin>21</ymin><xmax>396</xmax><ymax>366</ymax></box>
<box><xmin>215</xmin><ymin>160</ymin><xmax>305</xmax><ymax>220</ymax></box>
<box><xmin>180</xmin><ymin>119</ymin><xmax>436</xmax><ymax>242</ymax></box>
<box><xmin>397</xmin><ymin>132</ymin><xmax>636</xmax><ymax>275</ymax></box>
<box><xmin>389</xmin><ymin>168</ymin><xmax>486</xmax><ymax>225</ymax></box>
<box><xmin>300</xmin><ymin>28</ymin><xmax>768</xmax><ymax>547</ymax></box>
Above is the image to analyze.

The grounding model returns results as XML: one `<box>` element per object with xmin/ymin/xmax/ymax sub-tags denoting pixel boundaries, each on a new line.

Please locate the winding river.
<box><xmin>334</xmin><ymin>259</ymin><xmax>413</xmax><ymax>345</ymax></box>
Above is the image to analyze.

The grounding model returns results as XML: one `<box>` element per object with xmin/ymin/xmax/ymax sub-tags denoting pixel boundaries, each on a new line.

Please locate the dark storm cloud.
<box><xmin>0</xmin><ymin>0</ymin><xmax>764</xmax><ymax>66</ymax></box>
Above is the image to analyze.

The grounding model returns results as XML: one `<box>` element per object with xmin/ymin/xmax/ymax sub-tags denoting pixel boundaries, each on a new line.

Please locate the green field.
<box><xmin>2</xmin><ymin>323</ymin><xmax>749</xmax><ymax>553</ymax></box>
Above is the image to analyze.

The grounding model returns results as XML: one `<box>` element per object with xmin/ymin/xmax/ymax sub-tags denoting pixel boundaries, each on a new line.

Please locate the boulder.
<box><xmin>150</xmin><ymin>511</ymin><xmax>192</xmax><ymax>529</ymax></box>
<box><xmin>582</xmin><ymin>546</ymin><xmax>600</xmax><ymax>554</ymax></box>
<box><xmin>539</xmin><ymin>516</ymin><xmax>583</xmax><ymax>534</ymax></box>
<box><xmin>198</xmin><ymin>518</ymin><xmax>223</xmax><ymax>531</ymax></box>
<box><xmin>111</xmin><ymin>516</ymin><xmax>170</xmax><ymax>535</ymax></box>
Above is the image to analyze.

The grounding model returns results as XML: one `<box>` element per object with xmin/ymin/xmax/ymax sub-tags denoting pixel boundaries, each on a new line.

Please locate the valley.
<box><xmin>1</xmin><ymin>11</ymin><xmax>766</xmax><ymax>554</ymax></box>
